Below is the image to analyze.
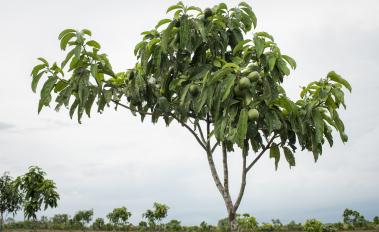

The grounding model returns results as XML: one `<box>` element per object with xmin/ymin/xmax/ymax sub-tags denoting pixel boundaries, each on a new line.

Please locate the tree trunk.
<box><xmin>228</xmin><ymin>212</ymin><xmax>239</xmax><ymax>232</ymax></box>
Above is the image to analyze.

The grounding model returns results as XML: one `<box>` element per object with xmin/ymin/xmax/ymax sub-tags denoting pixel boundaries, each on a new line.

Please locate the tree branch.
<box><xmin>222</xmin><ymin>142</ymin><xmax>229</xmax><ymax>196</ymax></box>
<box><xmin>246</xmin><ymin>134</ymin><xmax>277</xmax><ymax>172</ymax></box>
<box><xmin>233</xmin><ymin>141</ymin><xmax>248</xmax><ymax>212</ymax></box>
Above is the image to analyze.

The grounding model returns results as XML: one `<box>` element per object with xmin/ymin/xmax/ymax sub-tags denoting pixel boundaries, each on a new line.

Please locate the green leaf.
<box><xmin>267</xmin><ymin>53</ymin><xmax>277</xmax><ymax>71</ymax></box>
<box><xmin>54</xmin><ymin>80</ymin><xmax>68</xmax><ymax>93</ymax></box>
<box><xmin>239</xmin><ymin>3</ymin><xmax>257</xmax><ymax>28</ymax></box>
<box><xmin>155</xmin><ymin>19</ymin><xmax>172</xmax><ymax>29</ymax></box>
<box><xmin>270</xmin><ymin>144</ymin><xmax>280</xmax><ymax>170</ymax></box>
<box><xmin>69</xmin><ymin>99</ymin><xmax>79</xmax><ymax>119</ymax></box>
<box><xmin>179</xmin><ymin>15</ymin><xmax>189</xmax><ymax>49</ymax></box>
<box><xmin>210</xmin><ymin>68</ymin><xmax>231</xmax><ymax>85</ymax></box>
<box><xmin>277</xmin><ymin>58</ymin><xmax>290</xmax><ymax>76</ymax></box>
<box><xmin>254</xmin><ymin>36</ymin><xmax>265</xmax><ymax>57</ymax></box>
<box><xmin>31</xmin><ymin>64</ymin><xmax>46</xmax><ymax>76</ymax></box>
<box><xmin>312</xmin><ymin>109</ymin><xmax>324</xmax><ymax>144</ymax></box>
<box><xmin>283</xmin><ymin>147</ymin><xmax>295</xmax><ymax>168</ymax></box>
<box><xmin>58</xmin><ymin>29</ymin><xmax>76</xmax><ymax>40</ymax></box>
<box><xmin>327</xmin><ymin>71</ymin><xmax>352</xmax><ymax>92</ymax></box>
<box><xmin>232</xmin><ymin>39</ymin><xmax>251</xmax><ymax>55</ymax></box>
<box><xmin>81</xmin><ymin>29</ymin><xmax>92</xmax><ymax>36</ymax></box>
<box><xmin>60</xmin><ymin>33</ymin><xmax>76</xmax><ymax>50</ymax></box>
<box><xmin>31</xmin><ymin>72</ymin><xmax>44</xmax><ymax>93</ymax></box>
<box><xmin>61</xmin><ymin>49</ymin><xmax>75</xmax><ymax>69</ymax></box>
<box><xmin>86</xmin><ymin>40</ymin><xmax>101</xmax><ymax>49</ymax></box>
<box><xmin>85</xmin><ymin>92</ymin><xmax>96</xmax><ymax>117</ymax></box>
<box><xmin>187</xmin><ymin>6</ymin><xmax>202</xmax><ymax>12</ymax></box>
<box><xmin>234</xmin><ymin>109</ymin><xmax>248</xmax><ymax>147</ymax></box>
<box><xmin>221</xmin><ymin>74</ymin><xmax>236</xmax><ymax>102</ymax></box>
<box><xmin>282</xmin><ymin>55</ymin><xmax>297</xmax><ymax>69</ymax></box>
<box><xmin>255</xmin><ymin>32</ymin><xmax>274</xmax><ymax>41</ymax></box>
<box><xmin>147</xmin><ymin>38</ymin><xmax>160</xmax><ymax>51</ymax></box>
<box><xmin>166</xmin><ymin>4</ymin><xmax>183</xmax><ymax>13</ymax></box>
<box><xmin>37</xmin><ymin>57</ymin><xmax>49</xmax><ymax>66</ymax></box>
<box><xmin>38</xmin><ymin>76</ymin><xmax>58</xmax><ymax>113</ymax></box>
<box><xmin>194</xmin><ymin>19</ymin><xmax>206</xmax><ymax>42</ymax></box>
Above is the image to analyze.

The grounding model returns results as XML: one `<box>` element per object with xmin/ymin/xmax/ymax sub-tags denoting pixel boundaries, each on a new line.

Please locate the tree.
<box><xmin>342</xmin><ymin>208</ymin><xmax>368</xmax><ymax>228</ymax></box>
<box><xmin>142</xmin><ymin>202</ymin><xmax>169</xmax><ymax>229</ymax></box>
<box><xmin>0</xmin><ymin>172</ymin><xmax>22</xmax><ymax>232</ymax></box>
<box><xmin>14</xmin><ymin>166</ymin><xmax>60</xmax><ymax>220</ymax></box>
<box><xmin>30</xmin><ymin>2</ymin><xmax>351</xmax><ymax>231</ymax></box>
<box><xmin>92</xmin><ymin>218</ymin><xmax>105</xmax><ymax>230</ymax></box>
<box><xmin>73</xmin><ymin>209</ymin><xmax>94</xmax><ymax>228</ymax></box>
<box><xmin>106</xmin><ymin>206</ymin><xmax>132</xmax><ymax>228</ymax></box>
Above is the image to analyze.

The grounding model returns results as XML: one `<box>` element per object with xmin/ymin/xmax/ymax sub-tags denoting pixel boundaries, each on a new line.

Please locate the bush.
<box><xmin>286</xmin><ymin>220</ymin><xmax>303</xmax><ymax>231</ymax></box>
<box><xmin>342</xmin><ymin>208</ymin><xmax>368</xmax><ymax>229</ymax></box>
<box><xmin>304</xmin><ymin>219</ymin><xmax>323</xmax><ymax>232</ymax></box>
<box><xmin>165</xmin><ymin>219</ymin><xmax>182</xmax><ymax>231</ymax></box>
<box><xmin>322</xmin><ymin>224</ymin><xmax>337</xmax><ymax>232</ymax></box>
<box><xmin>259</xmin><ymin>223</ymin><xmax>274</xmax><ymax>232</ymax></box>
<box><xmin>238</xmin><ymin>214</ymin><xmax>258</xmax><ymax>232</ymax></box>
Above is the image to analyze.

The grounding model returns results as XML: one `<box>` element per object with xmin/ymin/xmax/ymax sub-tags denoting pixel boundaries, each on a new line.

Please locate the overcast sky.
<box><xmin>0</xmin><ymin>0</ymin><xmax>378</xmax><ymax>226</ymax></box>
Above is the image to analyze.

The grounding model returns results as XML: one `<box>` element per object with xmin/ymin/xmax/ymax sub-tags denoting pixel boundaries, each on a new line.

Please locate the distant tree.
<box><xmin>342</xmin><ymin>208</ymin><xmax>368</xmax><ymax>228</ymax></box>
<box><xmin>14</xmin><ymin>166</ymin><xmax>60</xmax><ymax>220</ymax></box>
<box><xmin>286</xmin><ymin>220</ymin><xmax>303</xmax><ymax>231</ymax></box>
<box><xmin>73</xmin><ymin>209</ymin><xmax>94</xmax><ymax>228</ymax></box>
<box><xmin>303</xmin><ymin>219</ymin><xmax>323</xmax><ymax>232</ymax></box>
<box><xmin>166</xmin><ymin>219</ymin><xmax>182</xmax><ymax>231</ymax></box>
<box><xmin>271</xmin><ymin>219</ymin><xmax>283</xmax><ymax>231</ymax></box>
<box><xmin>107</xmin><ymin>206</ymin><xmax>132</xmax><ymax>228</ymax></box>
<box><xmin>51</xmin><ymin>213</ymin><xmax>70</xmax><ymax>225</ymax></box>
<box><xmin>373</xmin><ymin>216</ymin><xmax>379</xmax><ymax>225</ymax></box>
<box><xmin>92</xmin><ymin>218</ymin><xmax>105</xmax><ymax>230</ymax></box>
<box><xmin>143</xmin><ymin>202</ymin><xmax>169</xmax><ymax>229</ymax></box>
<box><xmin>199</xmin><ymin>221</ymin><xmax>212</xmax><ymax>232</ymax></box>
<box><xmin>0</xmin><ymin>172</ymin><xmax>22</xmax><ymax>232</ymax></box>
<box><xmin>31</xmin><ymin>2</ymin><xmax>352</xmax><ymax>231</ymax></box>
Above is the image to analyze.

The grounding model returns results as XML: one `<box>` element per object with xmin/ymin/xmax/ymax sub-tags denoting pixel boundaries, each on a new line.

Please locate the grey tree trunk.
<box><xmin>229</xmin><ymin>213</ymin><xmax>239</xmax><ymax>232</ymax></box>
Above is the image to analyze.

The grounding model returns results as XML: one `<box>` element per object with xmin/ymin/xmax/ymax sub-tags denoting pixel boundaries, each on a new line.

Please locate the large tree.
<box><xmin>30</xmin><ymin>2</ymin><xmax>351</xmax><ymax>231</ymax></box>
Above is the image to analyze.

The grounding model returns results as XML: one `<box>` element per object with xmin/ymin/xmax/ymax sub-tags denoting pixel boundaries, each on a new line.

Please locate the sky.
<box><xmin>0</xmin><ymin>0</ymin><xmax>379</xmax><ymax>226</ymax></box>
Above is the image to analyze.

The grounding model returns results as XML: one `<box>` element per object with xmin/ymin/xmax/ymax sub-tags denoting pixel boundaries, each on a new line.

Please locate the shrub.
<box><xmin>259</xmin><ymin>223</ymin><xmax>274</xmax><ymax>232</ymax></box>
<box><xmin>286</xmin><ymin>220</ymin><xmax>303</xmax><ymax>231</ymax></box>
<box><xmin>237</xmin><ymin>214</ymin><xmax>258</xmax><ymax>232</ymax></box>
<box><xmin>304</xmin><ymin>219</ymin><xmax>323</xmax><ymax>232</ymax></box>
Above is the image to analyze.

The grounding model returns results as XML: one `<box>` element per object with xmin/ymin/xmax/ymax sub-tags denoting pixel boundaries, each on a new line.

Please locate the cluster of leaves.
<box><xmin>31</xmin><ymin>1</ymin><xmax>351</xmax><ymax>170</ymax></box>
<box><xmin>14</xmin><ymin>166</ymin><xmax>59</xmax><ymax>220</ymax></box>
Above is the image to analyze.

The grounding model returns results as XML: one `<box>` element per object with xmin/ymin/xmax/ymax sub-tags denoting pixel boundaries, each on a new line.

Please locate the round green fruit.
<box><xmin>248</xmin><ymin>71</ymin><xmax>260</xmax><ymax>82</ymax></box>
<box><xmin>238</xmin><ymin>77</ymin><xmax>251</xmax><ymax>90</ymax></box>
<box><xmin>204</xmin><ymin>8</ymin><xmax>213</xmax><ymax>18</ymax></box>
<box><xmin>189</xmin><ymin>84</ymin><xmax>200</xmax><ymax>97</ymax></box>
<box><xmin>234</xmin><ymin>85</ymin><xmax>245</xmax><ymax>97</ymax></box>
<box><xmin>248</xmin><ymin>109</ymin><xmax>259</xmax><ymax>121</ymax></box>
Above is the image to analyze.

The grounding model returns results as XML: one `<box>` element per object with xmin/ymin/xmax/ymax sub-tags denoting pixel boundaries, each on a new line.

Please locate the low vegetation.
<box><xmin>2</xmin><ymin>208</ymin><xmax>378</xmax><ymax>232</ymax></box>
